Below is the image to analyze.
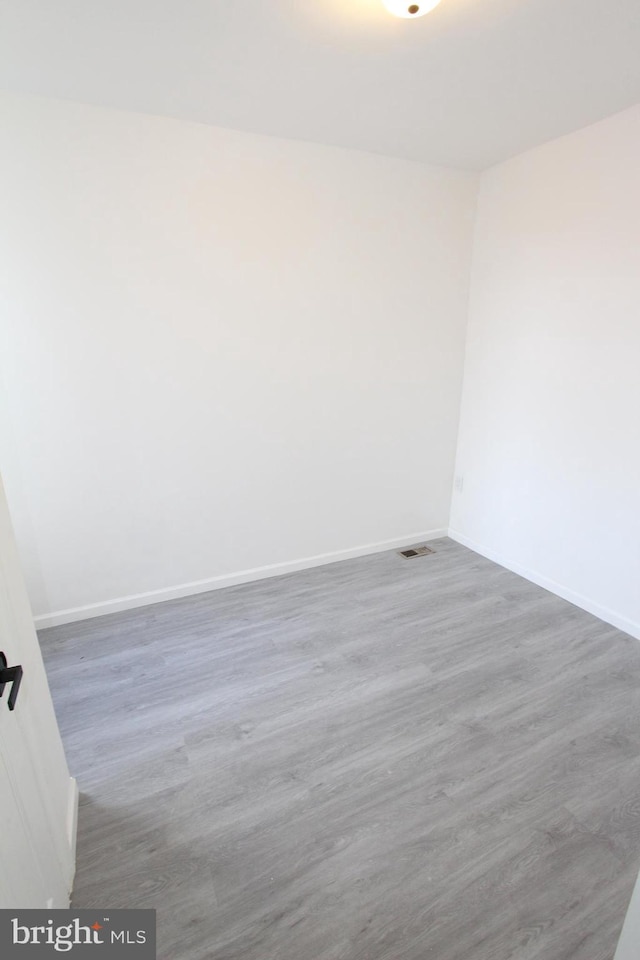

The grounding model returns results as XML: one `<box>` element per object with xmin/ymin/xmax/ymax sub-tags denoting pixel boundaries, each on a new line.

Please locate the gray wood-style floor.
<box><xmin>39</xmin><ymin>539</ymin><xmax>640</xmax><ymax>960</ymax></box>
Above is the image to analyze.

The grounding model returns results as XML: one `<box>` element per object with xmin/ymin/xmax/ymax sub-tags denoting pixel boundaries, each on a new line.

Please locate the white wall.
<box><xmin>451</xmin><ymin>105</ymin><xmax>640</xmax><ymax>639</ymax></box>
<box><xmin>0</xmin><ymin>92</ymin><xmax>478</xmax><ymax>625</ymax></box>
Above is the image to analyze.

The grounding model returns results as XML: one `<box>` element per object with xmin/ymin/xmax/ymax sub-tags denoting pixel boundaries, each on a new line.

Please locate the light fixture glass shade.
<box><xmin>381</xmin><ymin>0</ymin><xmax>442</xmax><ymax>18</ymax></box>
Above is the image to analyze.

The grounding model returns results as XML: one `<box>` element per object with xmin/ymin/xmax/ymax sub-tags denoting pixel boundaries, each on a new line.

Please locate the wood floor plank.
<box><xmin>38</xmin><ymin>538</ymin><xmax>640</xmax><ymax>959</ymax></box>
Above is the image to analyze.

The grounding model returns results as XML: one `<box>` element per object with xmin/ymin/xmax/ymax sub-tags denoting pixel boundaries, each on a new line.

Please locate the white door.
<box><xmin>0</xmin><ymin>474</ymin><xmax>77</xmax><ymax>907</ymax></box>
<box><xmin>614</xmin><ymin>869</ymin><xmax>640</xmax><ymax>960</ymax></box>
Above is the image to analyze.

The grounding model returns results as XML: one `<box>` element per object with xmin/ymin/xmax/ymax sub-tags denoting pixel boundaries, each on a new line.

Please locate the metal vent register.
<box><xmin>398</xmin><ymin>545</ymin><xmax>435</xmax><ymax>559</ymax></box>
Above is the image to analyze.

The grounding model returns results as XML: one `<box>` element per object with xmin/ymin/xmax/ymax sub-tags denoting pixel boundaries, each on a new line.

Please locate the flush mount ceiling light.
<box><xmin>381</xmin><ymin>0</ymin><xmax>442</xmax><ymax>17</ymax></box>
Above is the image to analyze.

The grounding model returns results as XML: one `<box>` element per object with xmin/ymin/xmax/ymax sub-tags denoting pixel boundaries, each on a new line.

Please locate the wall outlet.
<box><xmin>454</xmin><ymin>475</ymin><xmax>464</xmax><ymax>493</ymax></box>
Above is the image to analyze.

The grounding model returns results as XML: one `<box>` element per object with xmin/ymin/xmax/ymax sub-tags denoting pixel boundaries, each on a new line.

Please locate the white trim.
<box><xmin>65</xmin><ymin>776</ymin><xmax>78</xmax><ymax>903</ymax></box>
<box><xmin>448</xmin><ymin>528</ymin><xmax>640</xmax><ymax>641</ymax></box>
<box><xmin>34</xmin><ymin>530</ymin><xmax>448</xmax><ymax>629</ymax></box>
<box><xmin>66</xmin><ymin>777</ymin><xmax>78</xmax><ymax>867</ymax></box>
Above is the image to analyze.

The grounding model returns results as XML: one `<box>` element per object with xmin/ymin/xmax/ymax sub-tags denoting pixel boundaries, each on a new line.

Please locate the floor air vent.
<box><xmin>398</xmin><ymin>545</ymin><xmax>435</xmax><ymax>559</ymax></box>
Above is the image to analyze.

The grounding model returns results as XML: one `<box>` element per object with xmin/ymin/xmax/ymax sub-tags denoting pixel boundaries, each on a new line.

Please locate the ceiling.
<box><xmin>1</xmin><ymin>0</ymin><xmax>640</xmax><ymax>170</ymax></box>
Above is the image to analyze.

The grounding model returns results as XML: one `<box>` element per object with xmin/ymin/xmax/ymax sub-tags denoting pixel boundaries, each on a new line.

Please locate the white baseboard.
<box><xmin>449</xmin><ymin>528</ymin><xmax>640</xmax><ymax>641</ymax></box>
<box><xmin>34</xmin><ymin>529</ymin><xmax>448</xmax><ymax>629</ymax></box>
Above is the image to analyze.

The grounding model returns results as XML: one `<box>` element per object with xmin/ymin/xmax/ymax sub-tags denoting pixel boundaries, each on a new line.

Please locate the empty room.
<box><xmin>1</xmin><ymin>1</ymin><xmax>640</xmax><ymax>958</ymax></box>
